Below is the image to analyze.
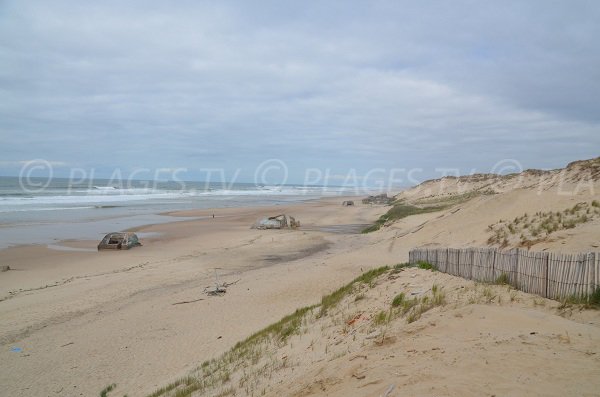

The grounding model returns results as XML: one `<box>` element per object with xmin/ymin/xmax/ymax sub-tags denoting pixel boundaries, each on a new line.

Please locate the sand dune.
<box><xmin>261</xmin><ymin>268</ymin><xmax>600</xmax><ymax>397</ymax></box>
<box><xmin>0</xmin><ymin>158</ymin><xmax>599</xmax><ymax>396</ymax></box>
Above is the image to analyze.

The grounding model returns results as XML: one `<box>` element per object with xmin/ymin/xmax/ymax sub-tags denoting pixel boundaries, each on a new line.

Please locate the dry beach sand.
<box><xmin>1</xmin><ymin>158</ymin><xmax>600</xmax><ymax>396</ymax></box>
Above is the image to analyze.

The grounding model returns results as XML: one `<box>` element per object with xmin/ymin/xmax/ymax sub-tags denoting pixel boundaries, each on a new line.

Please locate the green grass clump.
<box><xmin>431</xmin><ymin>285</ymin><xmax>446</xmax><ymax>306</ymax></box>
<box><xmin>238</xmin><ymin>305</ymin><xmax>317</xmax><ymax>351</ymax></box>
<box><xmin>100</xmin><ymin>384</ymin><xmax>116</xmax><ymax>397</ymax></box>
<box><xmin>362</xmin><ymin>204</ymin><xmax>447</xmax><ymax>233</ymax></box>
<box><xmin>495</xmin><ymin>273</ymin><xmax>509</xmax><ymax>285</ymax></box>
<box><xmin>319</xmin><ymin>284</ymin><xmax>353</xmax><ymax>317</ymax></box>
<box><xmin>354</xmin><ymin>266</ymin><xmax>390</xmax><ymax>284</ymax></box>
<box><xmin>397</xmin><ymin>285</ymin><xmax>446</xmax><ymax>324</ymax></box>
<box><xmin>373</xmin><ymin>310</ymin><xmax>388</xmax><ymax>325</ymax></box>
<box><xmin>589</xmin><ymin>288</ymin><xmax>600</xmax><ymax>306</ymax></box>
<box><xmin>400</xmin><ymin>297</ymin><xmax>419</xmax><ymax>315</ymax></box>
<box><xmin>559</xmin><ymin>288</ymin><xmax>600</xmax><ymax>310</ymax></box>
<box><xmin>413</xmin><ymin>189</ymin><xmax>492</xmax><ymax>206</ymax></box>
<box><xmin>391</xmin><ymin>263</ymin><xmax>411</xmax><ymax>274</ymax></box>
<box><xmin>319</xmin><ymin>266</ymin><xmax>389</xmax><ymax>316</ymax></box>
<box><xmin>361</xmin><ymin>223</ymin><xmax>381</xmax><ymax>233</ymax></box>
<box><xmin>417</xmin><ymin>261</ymin><xmax>436</xmax><ymax>271</ymax></box>
<box><xmin>407</xmin><ymin>294</ymin><xmax>446</xmax><ymax>323</ymax></box>
<box><xmin>391</xmin><ymin>293</ymin><xmax>405</xmax><ymax>307</ymax></box>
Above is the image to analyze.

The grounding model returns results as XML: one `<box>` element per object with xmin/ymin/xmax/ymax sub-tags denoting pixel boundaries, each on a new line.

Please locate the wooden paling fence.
<box><xmin>408</xmin><ymin>247</ymin><xmax>600</xmax><ymax>300</ymax></box>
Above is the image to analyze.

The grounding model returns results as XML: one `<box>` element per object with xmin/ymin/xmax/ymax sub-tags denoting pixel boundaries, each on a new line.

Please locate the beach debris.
<box><xmin>204</xmin><ymin>268</ymin><xmax>240</xmax><ymax>296</ymax></box>
<box><xmin>362</xmin><ymin>193</ymin><xmax>393</xmax><ymax>205</ymax></box>
<box><xmin>172</xmin><ymin>298</ymin><xmax>205</xmax><ymax>305</ymax></box>
<box><xmin>97</xmin><ymin>232</ymin><xmax>142</xmax><ymax>251</ymax></box>
<box><xmin>0</xmin><ymin>265</ymin><xmax>10</xmax><ymax>272</ymax></box>
<box><xmin>342</xmin><ymin>200</ymin><xmax>355</xmax><ymax>206</ymax></box>
<box><xmin>10</xmin><ymin>347</ymin><xmax>22</xmax><ymax>353</ymax></box>
<box><xmin>60</xmin><ymin>342</ymin><xmax>74</xmax><ymax>347</ymax></box>
<box><xmin>381</xmin><ymin>384</ymin><xmax>396</xmax><ymax>397</ymax></box>
<box><xmin>251</xmin><ymin>214</ymin><xmax>300</xmax><ymax>230</ymax></box>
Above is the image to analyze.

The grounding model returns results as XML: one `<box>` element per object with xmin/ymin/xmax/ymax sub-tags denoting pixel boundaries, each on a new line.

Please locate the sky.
<box><xmin>1</xmin><ymin>1</ymin><xmax>599</xmax><ymax>185</ymax></box>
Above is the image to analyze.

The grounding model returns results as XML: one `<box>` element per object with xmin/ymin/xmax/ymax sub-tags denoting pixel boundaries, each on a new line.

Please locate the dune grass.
<box><xmin>147</xmin><ymin>265</ymin><xmax>391</xmax><ymax>397</ymax></box>
<box><xmin>100</xmin><ymin>384</ymin><xmax>117</xmax><ymax>397</ymax></box>
<box><xmin>495</xmin><ymin>273</ymin><xmax>510</xmax><ymax>285</ymax></box>
<box><xmin>362</xmin><ymin>204</ymin><xmax>448</xmax><ymax>233</ymax></box>
<box><xmin>391</xmin><ymin>292</ymin><xmax>405</xmax><ymax>307</ymax></box>
<box><xmin>558</xmin><ymin>287</ymin><xmax>600</xmax><ymax>310</ymax></box>
<box><xmin>319</xmin><ymin>266</ymin><xmax>389</xmax><ymax>316</ymax></box>
<box><xmin>487</xmin><ymin>202</ymin><xmax>599</xmax><ymax>248</ymax></box>
<box><xmin>416</xmin><ymin>261</ymin><xmax>436</xmax><ymax>271</ymax></box>
<box><xmin>413</xmin><ymin>189</ymin><xmax>495</xmax><ymax>206</ymax></box>
<box><xmin>388</xmin><ymin>283</ymin><xmax>446</xmax><ymax>324</ymax></box>
<box><xmin>143</xmin><ymin>262</ymin><xmax>458</xmax><ymax>396</ymax></box>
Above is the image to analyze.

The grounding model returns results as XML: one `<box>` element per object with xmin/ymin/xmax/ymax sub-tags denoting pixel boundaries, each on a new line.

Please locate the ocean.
<box><xmin>0</xmin><ymin>176</ymin><xmax>359</xmax><ymax>249</ymax></box>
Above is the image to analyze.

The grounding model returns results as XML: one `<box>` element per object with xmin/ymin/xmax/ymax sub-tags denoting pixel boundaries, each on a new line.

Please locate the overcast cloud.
<box><xmin>1</xmin><ymin>1</ymin><xmax>599</xmax><ymax>183</ymax></box>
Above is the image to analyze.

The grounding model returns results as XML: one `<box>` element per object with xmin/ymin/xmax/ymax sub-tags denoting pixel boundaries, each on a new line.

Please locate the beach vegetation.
<box><xmin>145</xmin><ymin>264</ymin><xmax>463</xmax><ymax>397</ymax></box>
<box><xmin>391</xmin><ymin>262</ymin><xmax>411</xmax><ymax>274</ymax></box>
<box><xmin>413</xmin><ymin>189</ymin><xmax>493</xmax><ymax>207</ymax></box>
<box><xmin>319</xmin><ymin>266</ymin><xmax>388</xmax><ymax>317</ymax></box>
<box><xmin>373</xmin><ymin>310</ymin><xmax>388</xmax><ymax>325</ymax></box>
<box><xmin>486</xmin><ymin>202</ymin><xmax>597</xmax><ymax>248</ymax></box>
<box><xmin>144</xmin><ymin>265</ymin><xmax>399</xmax><ymax>397</ymax></box>
<box><xmin>403</xmin><ymin>286</ymin><xmax>446</xmax><ymax>323</ymax></box>
<box><xmin>558</xmin><ymin>288</ymin><xmax>600</xmax><ymax>310</ymax></box>
<box><xmin>391</xmin><ymin>292</ymin><xmax>405</xmax><ymax>307</ymax></box>
<box><xmin>100</xmin><ymin>383</ymin><xmax>116</xmax><ymax>397</ymax></box>
<box><xmin>495</xmin><ymin>273</ymin><xmax>509</xmax><ymax>285</ymax></box>
<box><xmin>362</xmin><ymin>203</ymin><xmax>447</xmax><ymax>233</ymax></box>
<box><xmin>416</xmin><ymin>261</ymin><xmax>436</xmax><ymax>271</ymax></box>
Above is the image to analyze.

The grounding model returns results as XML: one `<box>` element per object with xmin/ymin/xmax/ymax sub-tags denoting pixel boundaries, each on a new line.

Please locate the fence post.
<box><xmin>592</xmin><ymin>252</ymin><xmax>597</xmax><ymax>295</ymax></box>
<box><xmin>492</xmin><ymin>248</ymin><xmax>496</xmax><ymax>280</ymax></box>
<box><xmin>514</xmin><ymin>249</ymin><xmax>520</xmax><ymax>289</ymax></box>
<box><xmin>544</xmin><ymin>252</ymin><xmax>549</xmax><ymax>299</ymax></box>
<box><xmin>470</xmin><ymin>249</ymin><xmax>474</xmax><ymax>280</ymax></box>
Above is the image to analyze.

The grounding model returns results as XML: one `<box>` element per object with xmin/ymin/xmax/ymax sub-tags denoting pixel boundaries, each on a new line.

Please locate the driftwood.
<box><xmin>204</xmin><ymin>277</ymin><xmax>241</xmax><ymax>296</ymax></box>
<box><xmin>172</xmin><ymin>298</ymin><xmax>205</xmax><ymax>305</ymax></box>
<box><xmin>174</xmin><ymin>277</ymin><xmax>240</xmax><ymax>303</ymax></box>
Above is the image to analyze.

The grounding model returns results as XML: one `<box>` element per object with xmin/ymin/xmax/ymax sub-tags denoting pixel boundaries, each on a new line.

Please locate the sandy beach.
<box><xmin>0</xmin><ymin>196</ymin><xmax>393</xmax><ymax>396</ymax></box>
<box><xmin>3</xmin><ymin>3</ymin><xmax>600</xmax><ymax>395</ymax></box>
<box><xmin>1</xmin><ymin>160</ymin><xmax>600</xmax><ymax>397</ymax></box>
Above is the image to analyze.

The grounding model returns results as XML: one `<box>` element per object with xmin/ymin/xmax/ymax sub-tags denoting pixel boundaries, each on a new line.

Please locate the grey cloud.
<box><xmin>0</xmin><ymin>0</ymin><xmax>599</xmax><ymax>182</ymax></box>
